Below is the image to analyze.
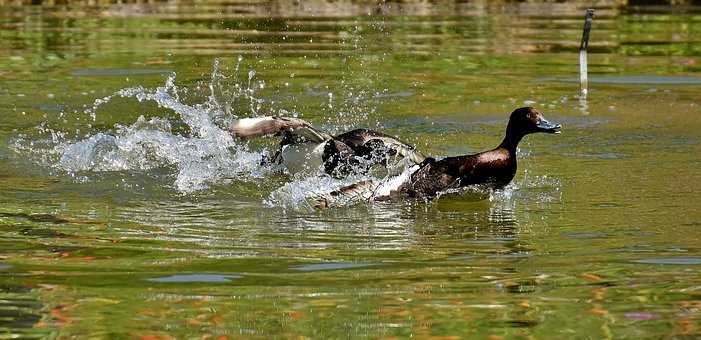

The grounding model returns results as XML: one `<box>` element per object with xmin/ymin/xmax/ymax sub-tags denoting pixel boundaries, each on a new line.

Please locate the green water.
<box><xmin>1</xmin><ymin>2</ymin><xmax>701</xmax><ymax>338</ymax></box>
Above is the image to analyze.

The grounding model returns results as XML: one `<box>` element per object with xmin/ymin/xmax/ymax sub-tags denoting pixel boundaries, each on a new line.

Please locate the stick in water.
<box><xmin>579</xmin><ymin>9</ymin><xmax>594</xmax><ymax>98</ymax></box>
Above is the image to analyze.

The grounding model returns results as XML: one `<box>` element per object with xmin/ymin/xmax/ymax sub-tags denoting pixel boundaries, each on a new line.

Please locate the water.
<box><xmin>1</xmin><ymin>1</ymin><xmax>701</xmax><ymax>338</ymax></box>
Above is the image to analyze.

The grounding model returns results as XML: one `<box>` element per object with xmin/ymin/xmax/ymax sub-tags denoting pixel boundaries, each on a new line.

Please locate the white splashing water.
<box><xmin>266</xmin><ymin>172</ymin><xmax>372</xmax><ymax>210</ymax></box>
<box><xmin>489</xmin><ymin>170</ymin><xmax>562</xmax><ymax>207</ymax></box>
<box><xmin>12</xmin><ymin>62</ymin><xmax>391</xmax><ymax>206</ymax></box>
<box><xmin>39</xmin><ymin>69</ymin><xmax>269</xmax><ymax>193</ymax></box>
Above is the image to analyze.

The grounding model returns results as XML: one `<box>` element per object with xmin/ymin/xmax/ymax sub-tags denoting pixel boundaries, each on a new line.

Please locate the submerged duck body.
<box><xmin>229</xmin><ymin>107</ymin><xmax>561</xmax><ymax>206</ymax></box>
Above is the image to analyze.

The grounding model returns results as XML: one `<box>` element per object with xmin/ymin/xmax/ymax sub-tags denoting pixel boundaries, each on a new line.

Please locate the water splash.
<box><xmin>14</xmin><ymin>62</ymin><xmax>271</xmax><ymax>193</ymax></box>
<box><xmin>11</xmin><ymin>59</ymin><xmax>391</xmax><ymax>201</ymax></box>
<box><xmin>490</xmin><ymin>170</ymin><xmax>562</xmax><ymax>208</ymax></box>
<box><xmin>266</xmin><ymin>172</ymin><xmax>373</xmax><ymax>210</ymax></box>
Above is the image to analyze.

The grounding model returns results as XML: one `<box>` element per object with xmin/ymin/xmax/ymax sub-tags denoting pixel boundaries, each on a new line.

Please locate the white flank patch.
<box><xmin>280</xmin><ymin>141</ymin><xmax>326</xmax><ymax>174</ymax></box>
<box><xmin>372</xmin><ymin>164</ymin><xmax>419</xmax><ymax>198</ymax></box>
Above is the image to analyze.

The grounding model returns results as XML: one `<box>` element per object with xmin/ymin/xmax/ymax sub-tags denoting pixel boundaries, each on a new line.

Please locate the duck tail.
<box><xmin>229</xmin><ymin>116</ymin><xmax>331</xmax><ymax>142</ymax></box>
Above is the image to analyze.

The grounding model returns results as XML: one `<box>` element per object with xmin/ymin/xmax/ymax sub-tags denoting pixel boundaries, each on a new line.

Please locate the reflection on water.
<box><xmin>0</xmin><ymin>0</ymin><xmax>699</xmax><ymax>60</ymax></box>
<box><xmin>0</xmin><ymin>1</ymin><xmax>700</xmax><ymax>338</ymax></box>
<box><xmin>0</xmin><ymin>283</ymin><xmax>46</xmax><ymax>339</ymax></box>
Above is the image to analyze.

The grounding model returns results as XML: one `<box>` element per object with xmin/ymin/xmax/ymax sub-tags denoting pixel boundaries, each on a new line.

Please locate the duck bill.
<box><xmin>537</xmin><ymin>118</ymin><xmax>562</xmax><ymax>134</ymax></box>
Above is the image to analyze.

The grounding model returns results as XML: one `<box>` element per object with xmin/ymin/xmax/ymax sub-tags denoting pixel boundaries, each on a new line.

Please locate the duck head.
<box><xmin>501</xmin><ymin>107</ymin><xmax>561</xmax><ymax>149</ymax></box>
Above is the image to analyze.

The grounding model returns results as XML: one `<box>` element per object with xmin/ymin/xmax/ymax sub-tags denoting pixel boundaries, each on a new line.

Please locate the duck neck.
<box><xmin>498</xmin><ymin>128</ymin><xmax>523</xmax><ymax>153</ymax></box>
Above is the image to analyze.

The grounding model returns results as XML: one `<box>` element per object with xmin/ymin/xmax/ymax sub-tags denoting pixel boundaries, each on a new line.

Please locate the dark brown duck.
<box><xmin>395</xmin><ymin>107</ymin><xmax>561</xmax><ymax>199</ymax></box>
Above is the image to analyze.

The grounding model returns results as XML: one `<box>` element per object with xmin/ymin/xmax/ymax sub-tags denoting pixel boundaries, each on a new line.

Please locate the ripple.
<box><xmin>539</xmin><ymin>76</ymin><xmax>701</xmax><ymax>85</ymax></box>
<box><xmin>624</xmin><ymin>312</ymin><xmax>660</xmax><ymax>321</ymax></box>
<box><xmin>71</xmin><ymin>68</ymin><xmax>173</xmax><ymax>77</ymax></box>
<box><xmin>563</xmin><ymin>231</ymin><xmax>610</xmax><ymax>239</ymax></box>
<box><xmin>571</xmin><ymin>152</ymin><xmax>627</xmax><ymax>160</ymax></box>
<box><xmin>146</xmin><ymin>273</ymin><xmax>242</xmax><ymax>283</ymax></box>
<box><xmin>291</xmin><ymin>262</ymin><xmax>378</xmax><ymax>272</ymax></box>
<box><xmin>631</xmin><ymin>258</ymin><xmax>701</xmax><ymax>265</ymax></box>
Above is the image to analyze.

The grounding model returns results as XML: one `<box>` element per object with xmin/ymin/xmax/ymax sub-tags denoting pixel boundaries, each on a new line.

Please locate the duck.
<box><xmin>229</xmin><ymin>107</ymin><xmax>561</xmax><ymax>207</ymax></box>
<box><xmin>229</xmin><ymin>116</ymin><xmax>426</xmax><ymax>177</ymax></box>
<box><xmin>313</xmin><ymin>107</ymin><xmax>562</xmax><ymax>207</ymax></box>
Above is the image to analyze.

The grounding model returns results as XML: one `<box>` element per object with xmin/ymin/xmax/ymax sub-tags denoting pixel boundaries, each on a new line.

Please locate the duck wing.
<box><xmin>229</xmin><ymin>116</ymin><xmax>332</xmax><ymax>143</ymax></box>
<box><xmin>334</xmin><ymin>129</ymin><xmax>426</xmax><ymax>165</ymax></box>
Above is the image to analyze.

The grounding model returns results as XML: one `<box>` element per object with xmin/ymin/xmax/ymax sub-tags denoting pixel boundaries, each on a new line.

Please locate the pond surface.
<box><xmin>1</xmin><ymin>1</ymin><xmax>700</xmax><ymax>338</ymax></box>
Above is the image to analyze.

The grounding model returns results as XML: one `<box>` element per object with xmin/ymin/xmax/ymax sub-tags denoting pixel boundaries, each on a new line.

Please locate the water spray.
<box><xmin>579</xmin><ymin>9</ymin><xmax>594</xmax><ymax>98</ymax></box>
